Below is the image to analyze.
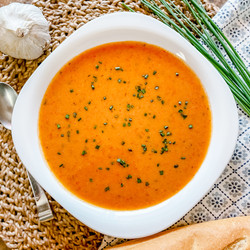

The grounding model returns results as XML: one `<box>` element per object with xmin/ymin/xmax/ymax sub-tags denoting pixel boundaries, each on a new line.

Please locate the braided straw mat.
<box><xmin>0</xmin><ymin>0</ymin><xmax>218</xmax><ymax>249</ymax></box>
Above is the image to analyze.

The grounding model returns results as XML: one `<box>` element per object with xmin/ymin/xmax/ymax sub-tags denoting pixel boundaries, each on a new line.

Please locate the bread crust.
<box><xmin>110</xmin><ymin>216</ymin><xmax>250</xmax><ymax>250</ymax></box>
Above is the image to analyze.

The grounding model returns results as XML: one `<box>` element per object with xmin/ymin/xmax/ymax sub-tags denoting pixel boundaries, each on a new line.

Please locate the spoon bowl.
<box><xmin>0</xmin><ymin>82</ymin><xmax>17</xmax><ymax>130</ymax></box>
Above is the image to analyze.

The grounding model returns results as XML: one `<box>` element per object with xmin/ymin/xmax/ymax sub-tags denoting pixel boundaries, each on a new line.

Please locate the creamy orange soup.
<box><xmin>39</xmin><ymin>41</ymin><xmax>211</xmax><ymax>210</ymax></box>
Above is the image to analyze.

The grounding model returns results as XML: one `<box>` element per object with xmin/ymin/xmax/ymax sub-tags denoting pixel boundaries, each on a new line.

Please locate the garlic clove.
<box><xmin>0</xmin><ymin>2</ymin><xmax>51</xmax><ymax>60</ymax></box>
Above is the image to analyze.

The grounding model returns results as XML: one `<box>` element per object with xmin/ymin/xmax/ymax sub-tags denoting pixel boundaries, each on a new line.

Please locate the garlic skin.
<box><xmin>0</xmin><ymin>3</ymin><xmax>51</xmax><ymax>60</ymax></box>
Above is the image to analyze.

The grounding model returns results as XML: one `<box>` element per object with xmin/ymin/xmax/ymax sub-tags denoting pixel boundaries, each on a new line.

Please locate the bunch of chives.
<box><xmin>122</xmin><ymin>0</ymin><xmax>250</xmax><ymax>115</ymax></box>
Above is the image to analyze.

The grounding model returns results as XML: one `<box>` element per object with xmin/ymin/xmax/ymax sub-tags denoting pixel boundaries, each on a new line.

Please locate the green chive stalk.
<box><xmin>122</xmin><ymin>0</ymin><xmax>250</xmax><ymax>115</ymax></box>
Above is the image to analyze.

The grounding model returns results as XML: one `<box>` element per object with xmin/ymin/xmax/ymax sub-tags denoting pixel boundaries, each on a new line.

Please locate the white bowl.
<box><xmin>12</xmin><ymin>12</ymin><xmax>238</xmax><ymax>238</ymax></box>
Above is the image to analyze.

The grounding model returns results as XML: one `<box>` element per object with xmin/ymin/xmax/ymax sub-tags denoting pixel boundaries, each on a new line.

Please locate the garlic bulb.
<box><xmin>0</xmin><ymin>3</ymin><xmax>51</xmax><ymax>60</ymax></box>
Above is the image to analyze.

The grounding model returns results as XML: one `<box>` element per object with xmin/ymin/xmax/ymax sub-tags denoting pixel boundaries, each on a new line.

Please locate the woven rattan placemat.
<box><xmin>0</xmin><ymin>0</ymin><xmax>218</xmax><ymax>249</ymax></box>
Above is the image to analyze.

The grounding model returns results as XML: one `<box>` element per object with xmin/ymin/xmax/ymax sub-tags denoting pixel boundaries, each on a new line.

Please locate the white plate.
<box><xmin>12</xmin><ymin>12</ymin><xmax>238</xmax><ymax>238</ymax></box>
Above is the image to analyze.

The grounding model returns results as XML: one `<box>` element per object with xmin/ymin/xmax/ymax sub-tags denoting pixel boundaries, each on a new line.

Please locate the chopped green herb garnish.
<box><xmin>82</xmin><ymin>150</ymin><xmax>87</xmax><ymax>155</ymax></box>
<box><xmin>174</xmin><ymin>164</ymin><xmax>179</xmax><ymax>168</ymax></box>
<box><xmin>117</xmin><ymin>158</ymin><xmax>129</xmax><ymax>168</ymax></box>
<box><xmin>135</xmin><ymin>86</ymin><xmax>146</xmax><ymax>99</ymax></box>
<box><xmin>121</xmin><ymin>141</ymin><xmax>125</xmax><ymax>145</ymax></box>
<box><xmin>95</xmin><ymin>145</ymin><xmax>100</xmax><ymax>149</ymax></box>
<box><xmin>126</xmin><ymin>174</ymin><xmax>132</xmax><ymax>179</ymax></box>
<box><xmin>145</xmin><ymin>129</ymin><xmax>149</xmax><ymax>132</ymax></box>
<box><xmin>57</xmin><ymin>124</ymin><xmax>61</xmax><ymax>129</ymax></box>
<box><xmin>70</xmin><ymin>89</ymin><xmax>74</xmax><ymax>93</ymax></box>
<box><xmin>57</xmin><ymin>152</ymin><xmax>61</xmax><ymax>155</ymax></box>
<box><xmin>159</xmin><ymin>170</ymin><xmax>164</xmax><ymax>175</ymax></box>
<box><xmin>121</xmin><ymin>183</ymin><xmax>124</xmax><ymax>187</ymax></box>
<box><xmin>141</xmin><ymin>144</ymin><xmax>147</xmax><ymax>153</ymax></box>
<box><xmin>76</xmin><ymin>130</ymin><xmax>79</xmax><ymax>134</ymax></box>
<box><xmin>178</xmin><ymin>109</ymin><xmax>188</xmax><ymax>119</ymax></box>
<box><xmin>65</xmin><ymin>114</ymin><xmax>70</xmax><ymax>119</ymax></box>
<box><xmin>189</xmin><ymin>124</ymin><xmax>193</xmax><ymax>129</ymax></box>
<box><xmin>84</xmin><ymin>106</ymin><xmax>88</xmax><ymax>111</ymax></box>
<box><xmin>61</xmin><ymin>134</ymin><xmax>64</xmax><ymax>137</ymax></box>
<box><xmin>176</xmin><ymin>72</ymin><xmax>179</xmax><ymax>76</ymax></box>
<box><xmin>115</xmin><ymin>66</ymin><xmax>123</xmax><ymax>71</ymax></box>
<box><xmin>104</xmin><ymin>186</ymin><xmax>110</xmax><ymax>192</ymax></box>
<box><xmin>137</xmin><ymin>178</ymin><xmax>142</xmax><ymax>183</ymax></box>
<box><xmin>181</xmin><ymin>157</ymin><xmax>186</xmax><ymax>160</ymax></box>
<box><xmin>73</xmin><ymin>112</ymin><xmax>77</xmax><ymax>118</ymax></box>
<box><xmin>59</xmin><ymin>164</ymin><xmax>64</xmax><ymax>168</ymax></box>
<box><xmin>109</xmin><ymin>105</ymin><xmax>113</xmax><ymax>110</ymax></box>
<box><xmin>161</xmin><ymin>146</ymin><xmax>168</xmax><ymax>154</ymax></box>
<box><xmin>145</xmin><ymin>181</ymin><xmax>150</xmax><ymax>186</ymax></box>
<box><xmin>103</xmin><ymin>96</ymin><xmax>107</xmax><ymax>100</ymax></box>
<box><xmin>89</xmin><ymin>178</ymin><xmax>93</xmax><ymax>182</ymax></box>
<box><xmin>95</xmin><ymin>65</ymin><xmax>99</xmax><ymax>69</ymax></box>
<box><xmin>155</xmin><ymin>86</ymin><xmax>159</xmax><ymax>90</ymax></box>
<box><xmin>159</xmin><ymin>130</ymin><xmax>165</xmax><ymax>137</ymax></box>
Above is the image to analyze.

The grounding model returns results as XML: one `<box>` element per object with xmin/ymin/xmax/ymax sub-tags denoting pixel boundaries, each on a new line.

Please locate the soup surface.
<box><xmin>39</xmin><ymin>41</ymin><xmax>211</xmax><ymax>210</ymax></box>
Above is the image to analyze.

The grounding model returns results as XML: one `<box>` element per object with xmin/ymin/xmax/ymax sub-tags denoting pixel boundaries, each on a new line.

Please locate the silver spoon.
<box><xmin>0</xmin><ymin>82</ymin><xmax>53</xmax><ymax>222</ymax></box>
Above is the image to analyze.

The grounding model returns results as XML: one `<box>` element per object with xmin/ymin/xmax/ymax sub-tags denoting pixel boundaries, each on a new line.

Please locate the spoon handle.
<box><xmin>27</xmin><ymin>171</ymin><xmax>54</xmax><ymax>222</ymax></box>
